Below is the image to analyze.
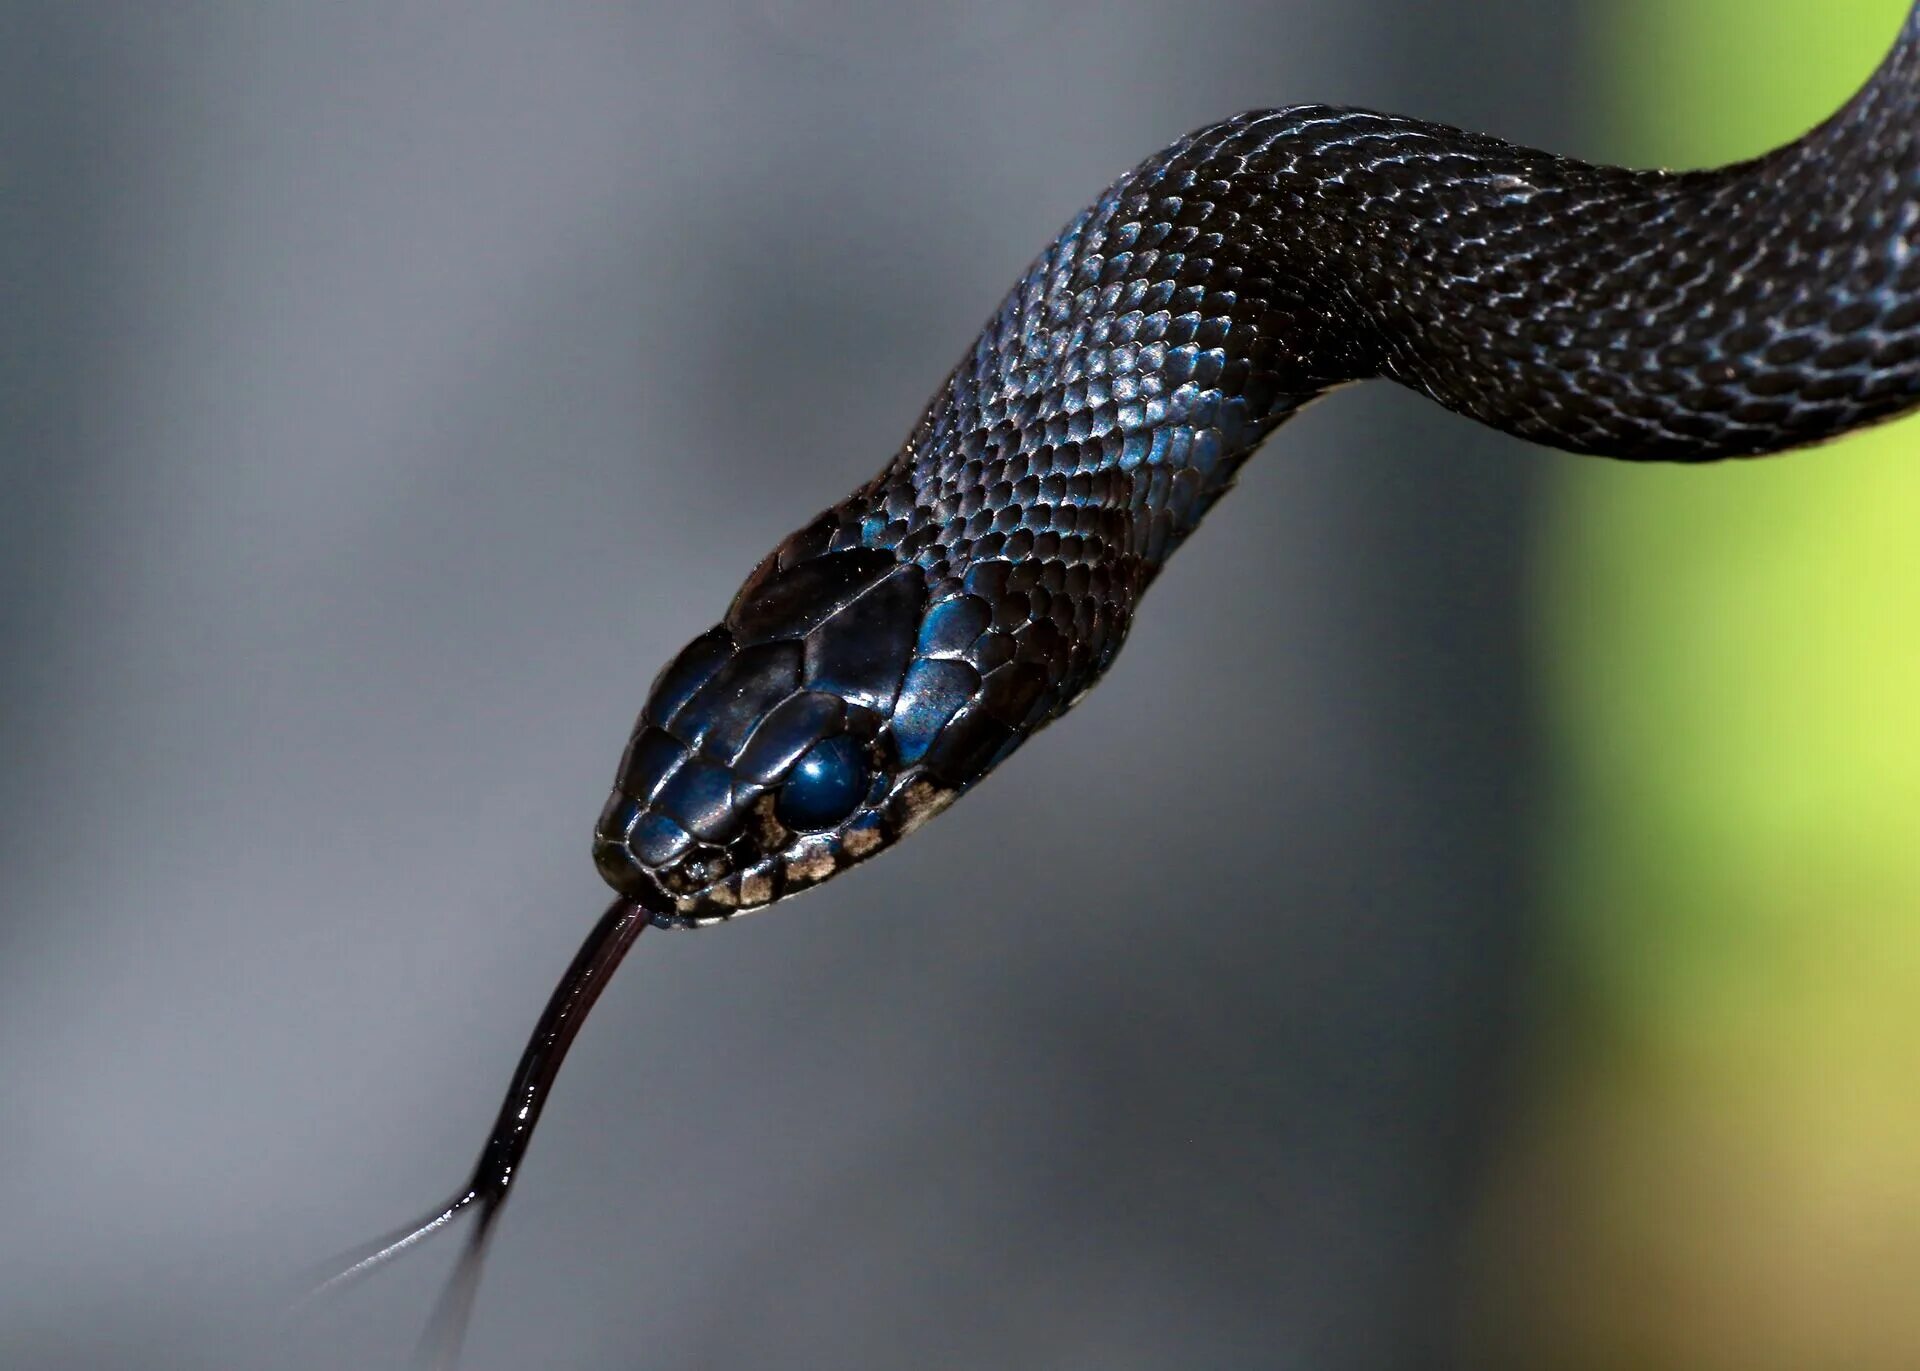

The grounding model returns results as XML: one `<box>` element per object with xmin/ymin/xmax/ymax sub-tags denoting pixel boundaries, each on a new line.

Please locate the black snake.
<box><xmin>316</xmin><ymin>8</ymin><xmax>1920</xmax><ymax>1362</ymax></box>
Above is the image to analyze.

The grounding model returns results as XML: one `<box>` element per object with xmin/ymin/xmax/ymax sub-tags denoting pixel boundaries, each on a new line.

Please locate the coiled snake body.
<box><xmin>321</xmin><ymin>9</ymin><xmax>1920</xmax><ymax>1361</ymax></box>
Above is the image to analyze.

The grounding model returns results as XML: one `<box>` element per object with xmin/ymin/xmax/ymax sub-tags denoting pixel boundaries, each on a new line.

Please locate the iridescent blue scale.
<box><xmin>338</xmin><ymin>17</ymin><xmax>1920</xmax><ymax>1355</ymax></box>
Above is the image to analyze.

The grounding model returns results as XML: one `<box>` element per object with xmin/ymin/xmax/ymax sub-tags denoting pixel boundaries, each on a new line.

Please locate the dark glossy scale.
<box><xmin>594</xmin><ymin>11</ymin><xmax>1920</xmax><ymax>926</ymax></box>
<box><xmin>329</xmin><ymin>16</ymin><xmax>1920</xmax><ymax>1362</ymax></box>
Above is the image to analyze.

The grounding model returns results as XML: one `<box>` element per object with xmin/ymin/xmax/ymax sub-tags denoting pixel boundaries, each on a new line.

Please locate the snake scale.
<box><xmin>317</xmin><ymin>8</ymin><xmax>1920</xmax><ymax>1363</ymax></box>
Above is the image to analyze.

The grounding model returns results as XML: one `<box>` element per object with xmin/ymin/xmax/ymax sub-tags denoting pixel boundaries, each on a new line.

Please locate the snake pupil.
<box><xmin>775</xmin><ymin>734</ymin><xmax>867</xmax><ymax>832</ymax></box>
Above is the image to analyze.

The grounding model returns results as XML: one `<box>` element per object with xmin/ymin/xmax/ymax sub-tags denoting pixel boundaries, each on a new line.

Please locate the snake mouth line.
<box><xmin>619</xmin><ymin>866</ymin><xmax>686</xmax><ymax>927</ymax></box>
<box><xmin>636</xmin><ymin>773</ymin><xmax>964</xmax><ymax>927</ymax></box>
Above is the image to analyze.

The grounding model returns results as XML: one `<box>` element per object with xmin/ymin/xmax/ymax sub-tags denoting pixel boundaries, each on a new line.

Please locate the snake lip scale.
<box><xmin>318</xmin><ymin>8</ymin><xmax>1920</xmax><ymax>1363</ymax></box>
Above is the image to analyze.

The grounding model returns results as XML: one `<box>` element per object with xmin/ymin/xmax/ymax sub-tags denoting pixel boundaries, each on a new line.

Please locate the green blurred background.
<box><xmin>1471</xmin><ymin>1</ymin><xmax>1920</xmax><ymax>1365</ymax></box>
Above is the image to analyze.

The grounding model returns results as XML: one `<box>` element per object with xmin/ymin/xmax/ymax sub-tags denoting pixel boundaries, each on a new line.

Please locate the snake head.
<box><xmin>593</xmin><ymin>529</ymin><xmax>1033</xmax><ymax>925</ymax></box>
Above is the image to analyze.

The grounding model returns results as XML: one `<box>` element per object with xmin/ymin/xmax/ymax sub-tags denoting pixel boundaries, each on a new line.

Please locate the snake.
<box><xmin>315</xmin><ymin>7</ymin><xmax>1920</xmax><ymax>1363</ymax></box>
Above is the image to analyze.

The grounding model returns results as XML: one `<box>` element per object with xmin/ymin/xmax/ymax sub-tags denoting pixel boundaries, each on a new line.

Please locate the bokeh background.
<box><xmin>1</xmin><ymin>2</ymin><xmax>1913</xmax><ymax>1368</ymax></box>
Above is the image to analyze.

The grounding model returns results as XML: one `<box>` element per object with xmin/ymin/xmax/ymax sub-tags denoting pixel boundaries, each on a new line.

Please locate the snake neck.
<box><xmin>865</xmin><ymin>7</ymin><xmax>1918</xmax><ymax>578</ymax></box>
<box><xmin>769</xmin><ymin>3</ymin><xmax>1920</xmax><ymax>744</ymax></box>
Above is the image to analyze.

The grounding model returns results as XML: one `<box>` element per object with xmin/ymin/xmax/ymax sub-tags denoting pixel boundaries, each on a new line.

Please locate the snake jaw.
<box><xmin>603</xmin><ymin>767</ymin><xmax>965</xmax><ymax>927</ymax></box>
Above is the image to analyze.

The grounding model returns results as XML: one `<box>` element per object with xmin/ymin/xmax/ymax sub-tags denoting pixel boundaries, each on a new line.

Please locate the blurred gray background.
<box><xmin>0</xmin><ymin>2</ymin><xmax>1587</xmax><ymax>1367</ymax></box>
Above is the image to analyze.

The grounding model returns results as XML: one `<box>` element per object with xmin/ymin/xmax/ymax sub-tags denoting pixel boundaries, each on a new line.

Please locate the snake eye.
<box><xmin>775</xmin><ymin>734</ymin><xmax>867</xmax><ymax>832</ymax></box>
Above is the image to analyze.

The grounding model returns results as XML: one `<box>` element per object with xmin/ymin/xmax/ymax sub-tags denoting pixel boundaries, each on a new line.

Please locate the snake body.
<box><xmin>594</xmin><ymin>11</ymin><xmax>1920</xmax><ymax>927</ymax></box>
<box><xmin>323</xmin><ymin>12</ymin><xmax>1920</xmax><ymax>1361</ymax></box>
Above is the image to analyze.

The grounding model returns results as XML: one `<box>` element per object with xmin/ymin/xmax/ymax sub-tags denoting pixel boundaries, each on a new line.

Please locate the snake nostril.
<box><xmin>631</xmin><ymin>810</ymin><xmax>694</xmax><ymax>867</ymax></box>
<box><xmin>662</xmin><ymin>846</ymin><xmax>732</xmax><ymax>895</ymax></box>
